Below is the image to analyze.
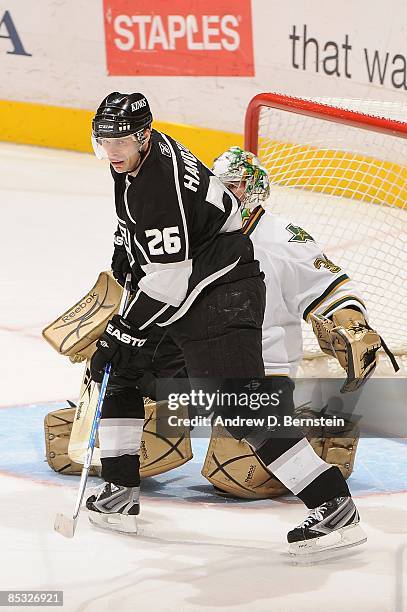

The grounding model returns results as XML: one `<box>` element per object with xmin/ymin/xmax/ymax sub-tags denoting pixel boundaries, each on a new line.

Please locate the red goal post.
<box><xmin>245</xmin><ymin>93</ymin><xmax>407</xmax><ymax>155</ymax></box>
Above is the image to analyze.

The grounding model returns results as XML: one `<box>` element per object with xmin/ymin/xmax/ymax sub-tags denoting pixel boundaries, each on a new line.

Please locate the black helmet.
<box><xmin>92</xmin><ymin>92</ymin><xmax>153</xmax><ymax>139</ymax></box>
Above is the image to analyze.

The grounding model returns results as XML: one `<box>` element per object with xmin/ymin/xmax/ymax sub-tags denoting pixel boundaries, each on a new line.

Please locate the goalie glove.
<box><xmin>90</xmin><ymin>314</ymin><xmax>149</xmax><ymax>385</ymax></box>
<box><xmin>310</xmin><ymin>308</ymin><xmax>399</xmax><ymax>393</ymax></box>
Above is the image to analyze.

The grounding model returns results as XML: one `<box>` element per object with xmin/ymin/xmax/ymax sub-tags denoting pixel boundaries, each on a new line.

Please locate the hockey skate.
<box><xmin>287</xmin><ymin>496</ymin><xmax>367</xmax><ymax>560</ymax></box>
<box><xmin>86</xmin><ymin>482</ymin><xmax>140</xmax><ymax>534</ymax></box>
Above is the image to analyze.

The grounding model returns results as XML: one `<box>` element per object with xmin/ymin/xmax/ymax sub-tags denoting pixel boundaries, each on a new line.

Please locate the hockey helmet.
<box><xmin>92</xmin><ymin>92</ymin><xmax>153</xmax><ymax>159</ymax></box>
<box><xmin>212</xmin><ymin>146</ymin><xmax>270</xmax><ymax>206</ymax></box>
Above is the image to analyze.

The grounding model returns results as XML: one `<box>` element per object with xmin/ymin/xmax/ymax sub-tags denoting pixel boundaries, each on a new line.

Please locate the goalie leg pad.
<box><xmin>46</xmin><ymin>388</ymin><xmax>192</xmax><ymax>479</ymax></box>
<box><xmin>298</xmin><ymin>402</ymin><xmax>360</xmax><ymax>481</ymax></box>
<box><xmin>201</xmin><ymin>402</ymin><xmax>360</xmax><ymax>499</ymax></box>
<box><xmin>44</xmin><ymin>407</ymin><xmax>100</xmax><ymax>476</ymax></box>
<box><xmin>201</xmin><ymin>425</ymin><xmax>288</xmax><ymax>499</ymax></box>
<box><xmin>139</xmin><ymin>400</ymin><xmax>193</xmax><ymax>477</ymax></box>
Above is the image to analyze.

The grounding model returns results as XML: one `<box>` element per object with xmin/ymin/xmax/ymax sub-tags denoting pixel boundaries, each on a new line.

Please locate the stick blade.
<box><xmin>54</xmin><ymin>513</ymin><xmax>77</xmax><ymax>538</ymax></box>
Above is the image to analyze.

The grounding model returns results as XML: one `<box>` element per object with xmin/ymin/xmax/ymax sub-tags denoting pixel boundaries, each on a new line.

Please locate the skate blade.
<box><xmin>88</xmin><ymin>511</ymin><xmax>138</xmax><ymax>535</ymax></box>
<box><xmin>54</xmin><ymin>513</ymin><xmax>76</xmax><ymax>538</ymax></box>
<box><xmin>288</xmin><ymin>524</ymin><xmax>367</xmax><ymax>564</ymax></box>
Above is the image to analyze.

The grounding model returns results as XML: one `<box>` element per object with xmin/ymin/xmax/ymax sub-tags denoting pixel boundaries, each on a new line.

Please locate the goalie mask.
<box><xmin>91</xmin><ymin>92</ymin><xmax>153</xmax><ymax>162</ymax></box>
<box><xmin>212</xmin><ymin>146</ymin><xmax>270</xmax><ymax>207</ymax></box>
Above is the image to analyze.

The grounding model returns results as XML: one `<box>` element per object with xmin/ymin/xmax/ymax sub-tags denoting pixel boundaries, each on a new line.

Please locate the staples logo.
<box><xmin>114</xmin><ymin>15</ymin><xmax>240</xmax><ymax>53</ymax></box>
<box><xmin>104</xmin><ymin>0</ymin><xmax>254</xmax><ymax>76</ymax></box>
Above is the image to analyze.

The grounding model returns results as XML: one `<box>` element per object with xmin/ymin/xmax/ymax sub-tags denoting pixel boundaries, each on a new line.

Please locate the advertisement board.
<box><xmin>103</xmin><ymin>0</ymin><xmax>254</xmax><ymax>76</ymax></box>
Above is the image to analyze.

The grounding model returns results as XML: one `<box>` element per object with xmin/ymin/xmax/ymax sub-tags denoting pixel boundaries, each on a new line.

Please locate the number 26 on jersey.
<box><xmin>145</xmin><ymin>226</ymin><xmax>181</xmax><ymax>255</ymax></box>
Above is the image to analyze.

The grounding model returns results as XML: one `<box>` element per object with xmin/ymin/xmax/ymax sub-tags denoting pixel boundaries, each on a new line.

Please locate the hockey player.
<box><xmin>86</xmin><ymin>93</ymin><xmax>368</xmax><ymax>557</ymax></box>
<box><xmin>86</xmin><ymin>92</ymin><xmax>266</xmax><ymax>532</ymax></box>
<box><xmin>212</xmin><ymin>147</ymin><xmax>380</xmax><ymax>381</ymax></box>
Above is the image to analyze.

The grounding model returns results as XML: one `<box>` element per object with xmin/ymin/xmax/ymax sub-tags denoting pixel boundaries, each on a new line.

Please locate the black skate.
<box><xmin>288</xmin><ymin>496</ymin><xmax>367</xmax><ymax>558</ymax></box>
<box><xmin>86</xmin><ymin>482</ymin><xmax>140</xmax><ymax>534</ymax></box>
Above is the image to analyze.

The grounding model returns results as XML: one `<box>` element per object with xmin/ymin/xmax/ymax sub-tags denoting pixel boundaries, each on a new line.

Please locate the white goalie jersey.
<box><xmin>242</xmin><ymin>206</ymin><xmax>368</xmax><ymax>376</ymax></box>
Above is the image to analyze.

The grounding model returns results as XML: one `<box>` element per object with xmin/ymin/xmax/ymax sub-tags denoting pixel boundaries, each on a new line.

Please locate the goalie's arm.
<box><xmin>279</xmin><ymin>246</ymin><xmax>398</xmax><ymax>391</ymax></box>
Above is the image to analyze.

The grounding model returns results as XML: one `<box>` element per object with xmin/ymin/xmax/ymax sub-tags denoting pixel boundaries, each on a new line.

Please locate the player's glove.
<box><xmin>310</xmin><ymin>308</ymin><xmax>399</xmax><ymax>393</ymax></box>
<box><xmin>111</xmin><ymin>232</ymin><xmax>131</xmax><ymax>287</ymax></box>
<box><xmin>90</xmin><ymin>314</ymin><xmax>149</xmax><ymax>385</ymax></box>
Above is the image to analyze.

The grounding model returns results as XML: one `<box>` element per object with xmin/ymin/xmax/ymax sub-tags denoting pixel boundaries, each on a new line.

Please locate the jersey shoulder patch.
<box><xmin>158</xmin><ymin>141</ymin><xmax>172</xmax><ymax>158</ymax></box>
<box><xmin>286</xmin><ymin>223</ymin><xmax>315</xmax><ymax>243</ymax></box>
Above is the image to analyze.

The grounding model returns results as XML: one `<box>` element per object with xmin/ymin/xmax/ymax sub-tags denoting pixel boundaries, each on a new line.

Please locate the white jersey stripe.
<box><xmin>160</xmin><ymin>132</ymin><xmax>189</xmax><ymax>260</ymax></box>
<box><xmin>139</xmin><ymin>303</ymin><xmax>171</xmax><ymax>330</ymax></box>
<box><xmin>124</xmin><ymin>289</ymin><xmax>141</xmax><ymax>319</ymax></box>
<box><xmin>123</xmin><ymin>177</ymin><xmax>152</xmax><ymax>265</ymax></box>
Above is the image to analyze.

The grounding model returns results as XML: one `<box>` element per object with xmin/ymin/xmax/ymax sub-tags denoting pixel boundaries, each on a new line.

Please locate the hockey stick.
<box><xmin>54</xmin><ymin>274</ymin><xmax>132</xmax><ymax>538</ymax></box>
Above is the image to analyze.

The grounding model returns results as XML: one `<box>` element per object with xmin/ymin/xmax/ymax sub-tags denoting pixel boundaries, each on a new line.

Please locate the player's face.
<box><xmin>225</xmin><ymin>181</ymin><xmax>247</xmax><ymax>201</ymax></box>
<box><xmin>98</xmin><ymin>135</ymin><xmax>141</xmax><ymax>173</ymax></box>
<box><xmin>97</xmin><ymin>131</ymin><xmax>150</xmax><ymax>173</ymax></box>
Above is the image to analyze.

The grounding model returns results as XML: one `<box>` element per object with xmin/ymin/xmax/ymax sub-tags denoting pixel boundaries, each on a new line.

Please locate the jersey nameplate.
<box><xmin>176</xmin><ymin>142</ymin><xmax>200</xmax><ymax>192</ymax></box>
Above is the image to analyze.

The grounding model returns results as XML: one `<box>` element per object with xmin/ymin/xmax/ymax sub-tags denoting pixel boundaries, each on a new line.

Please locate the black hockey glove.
<box><xmin>90</xmin><ymin>315</ymin><xmax>149</xmax><ymax>385</ymax></box>
<box><xmin>111</xmin><ymin>232</ymin><xmax>131</xmax><ymax>287</ymax></box>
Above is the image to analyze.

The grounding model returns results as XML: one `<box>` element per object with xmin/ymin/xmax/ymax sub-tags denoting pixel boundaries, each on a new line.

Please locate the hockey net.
<box><xmin>244</xmin><ymin>93</ymin><xmax>407</xmax><ymax>372</ymax></box>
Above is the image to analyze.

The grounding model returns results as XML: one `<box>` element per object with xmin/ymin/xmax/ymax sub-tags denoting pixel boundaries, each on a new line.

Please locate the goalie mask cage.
<box><xmin>244</xmin><ymin>93</ymin><xmax>407</xmax><ymax>360</ymax></box>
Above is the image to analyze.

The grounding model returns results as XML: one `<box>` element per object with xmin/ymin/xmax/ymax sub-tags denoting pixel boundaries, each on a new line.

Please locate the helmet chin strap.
<box><xmin>128</xmin><ymin>132</ymin><xmax>152</xmax><ymax>175</ymax></box>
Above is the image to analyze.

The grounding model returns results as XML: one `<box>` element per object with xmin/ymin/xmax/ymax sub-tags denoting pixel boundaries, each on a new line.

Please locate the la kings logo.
<box><xmin>159</xmin><ymin>142</ymin><xmax>171</xmax><ymax>157</ymax></box>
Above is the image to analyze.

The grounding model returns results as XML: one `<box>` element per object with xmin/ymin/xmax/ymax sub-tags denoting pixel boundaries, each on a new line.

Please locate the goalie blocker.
<box><xmin>42</xmin><ymin>271</ymin><xmax>122</xmax><ymax>363</ymax></box>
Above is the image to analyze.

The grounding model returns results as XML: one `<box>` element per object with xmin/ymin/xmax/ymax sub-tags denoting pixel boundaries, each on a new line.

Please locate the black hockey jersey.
<box><xmin>112</xmin><ymin>130</ymin><xmax>257</xmax><ymax>330</ymax></box>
